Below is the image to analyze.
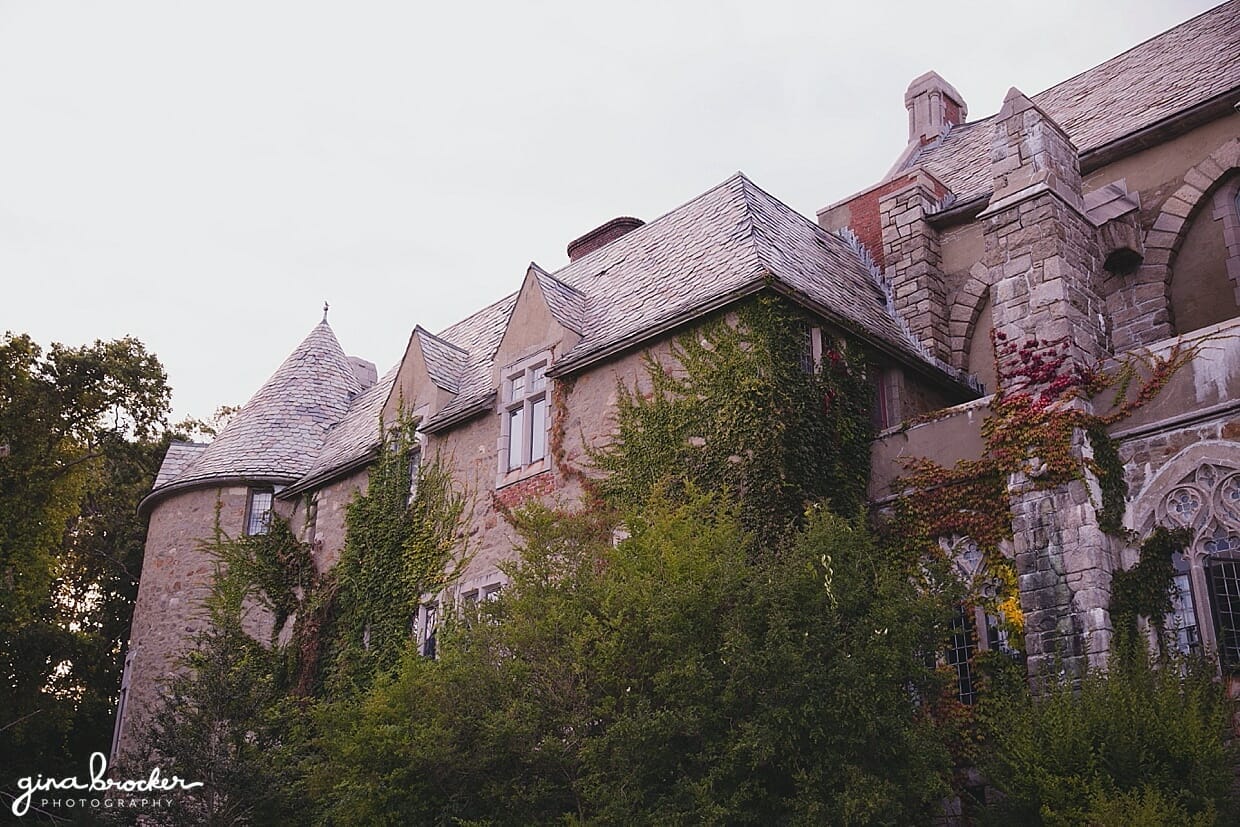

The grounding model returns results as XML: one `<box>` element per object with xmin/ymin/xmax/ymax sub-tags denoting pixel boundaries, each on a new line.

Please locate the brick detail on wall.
<box><xmin>493</xmin><ymin>470</ymin><xmax>558</xmax><ymax>512</ymax></box>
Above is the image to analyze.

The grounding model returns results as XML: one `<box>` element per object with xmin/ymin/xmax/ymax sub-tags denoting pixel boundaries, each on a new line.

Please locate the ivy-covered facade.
<box><xmin>119</xmin><ymin>1</ymin><xmax>1240</xmax><ymax>765</ymax></box>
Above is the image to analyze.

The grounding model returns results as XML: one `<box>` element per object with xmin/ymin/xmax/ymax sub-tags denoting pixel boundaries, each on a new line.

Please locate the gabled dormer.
<box><xmin>383</xmin><ymin>325</ymin><xmax>468</xmax><ymax>423</ymax></box>
<box><xmin>491</xmin><ymin>263</ymin><xmax>588</xmax><ymax>485</ymax></box>
<box><xmin>491</xmin><ymin>262</ymin><xmax>586</xmax><ymax>374</ymax></box>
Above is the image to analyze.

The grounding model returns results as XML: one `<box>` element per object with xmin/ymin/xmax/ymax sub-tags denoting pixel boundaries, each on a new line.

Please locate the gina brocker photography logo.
<box><xmin>8</xmin><ymin>751</ymin><xmax>202</xmax><ymax>818</ymax></box>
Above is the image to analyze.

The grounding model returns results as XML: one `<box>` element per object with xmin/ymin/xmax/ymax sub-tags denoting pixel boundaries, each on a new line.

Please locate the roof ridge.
<box><xmin>532</xmin><ymin>262</ymin><xmax>587</xmax><ymax>298</ymax></box>
<box><xmin>548</xmin><ymin>172</ymin><xmax>749</xmax><ymax>277</ymax></box>
<box><xmin>414</xmin><ymin>324</ymin><xmax>468</xmax><ymax>355</ymax></box>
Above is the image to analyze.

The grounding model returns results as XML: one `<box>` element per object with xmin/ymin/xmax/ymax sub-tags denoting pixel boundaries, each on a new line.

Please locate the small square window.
<box><xmin>246</xmin><ymin>488</ymin><xmax>273</xmax><ymax>536</ymax></box>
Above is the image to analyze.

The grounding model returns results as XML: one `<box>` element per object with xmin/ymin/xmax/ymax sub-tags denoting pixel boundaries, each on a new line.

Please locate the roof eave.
<box><xmin>278</xmin><ymin>448</ymin><xmax>381</xmax><ymax>500</ymax></box>
<box><xmin>138</xmin><ymin>474</ymin><xmax>299</xmax><ymax>518</ymax></box>
<box><xmin>421</xmin><ymin>393</ymin><xmax>498</xmax><ymax>434</ymax></box>
<box><xmin>764</xmin><ymin>281</ymin><xmax>979</xmax><ymax>396</ymax></box>
<box><xmin>547</xmin><ymin>280</ymin><xmax>769</xmax><ymax>379</ymax></box>
<box><xmin>1078</xmin><ymin>86</ymin><xmax>1240</xmax><ymax>174</ymax></box>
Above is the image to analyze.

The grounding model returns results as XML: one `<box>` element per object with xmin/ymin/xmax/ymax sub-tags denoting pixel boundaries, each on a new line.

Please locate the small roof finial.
<box><xmin>322</xmin><ymin>301</ymin><xmax>330</xmax><ymax>323</ymax></box>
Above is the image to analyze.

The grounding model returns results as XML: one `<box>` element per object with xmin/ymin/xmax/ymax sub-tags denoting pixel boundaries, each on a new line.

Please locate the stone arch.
<box><xmin>949</xmin><ymin>261</ymin><xmax>995</xmax><ymax>389</ymax></box>
<box><xmin>1126</xmin><ymin>439</ymin><xmax>1240</xmax><ymax>659</ymax></box>
<box><xmin>1135</xmin><ymin>139</ymin><xmax>1240</xmax><ymax>340</ymax></box>
<box><xmin>1128</xmin><ymin>440</ymin><xmax>1240</xmax><ymax>536</ymax></box>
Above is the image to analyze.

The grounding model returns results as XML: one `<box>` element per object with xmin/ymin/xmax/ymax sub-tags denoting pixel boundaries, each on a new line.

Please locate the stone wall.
<box><xmin>117</xmin><ymin>485</ymin><xmax>292</xmax><ymax>758</ymax></box>
<box><xmin>879</xmin><ymin>171</ymin><xmax>951</xmax><ymax>361</ymax></box>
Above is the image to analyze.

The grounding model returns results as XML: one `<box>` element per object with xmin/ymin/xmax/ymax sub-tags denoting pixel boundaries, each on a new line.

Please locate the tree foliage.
<box><xmin>0</xmin><ymin>331</ymin><xmax>171</xmax><ymax>782</ymax></box>
<box><xmin>314</xmin><ymin>494</ymin><xmax>956</xmax><ymax>825</ymax></box>
<box><xmin>974</xmin><ymin>651</ymin><xmax>1235</xmax><ymax>825</ymax></box>
<box><xmin>130</xmin><ymin>517</ymin><xmax>311</xmax><ymax>826</ymax></box>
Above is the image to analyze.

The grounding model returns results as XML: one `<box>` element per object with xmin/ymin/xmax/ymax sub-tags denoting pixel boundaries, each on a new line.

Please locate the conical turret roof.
<box><xmin>158</xmin><ymin>320</ymin><xmax>364</xmax><ymax>490</ymax></box>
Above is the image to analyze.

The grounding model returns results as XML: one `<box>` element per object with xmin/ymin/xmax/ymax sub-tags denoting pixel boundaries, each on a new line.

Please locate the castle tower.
<box><xmin>114</xmin><ymin>318</ymin><xmax>366</xmax><ymax>760</ymax></box>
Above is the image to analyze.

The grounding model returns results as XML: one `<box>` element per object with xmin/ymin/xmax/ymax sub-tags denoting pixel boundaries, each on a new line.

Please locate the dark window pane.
<box><xmin>246</xmin><ymin>489</ymin><xmax>273</xmax><ymax>535</ymax></box>
<box><xmin>1208</xmin><ymin>554</ymin><xmax>1240</xmax><ymax>668</ymax></box>
<box><xmin>946</xmin><ymin>605</ymin><xmax>978</xmax><ymax>704</ymax></box>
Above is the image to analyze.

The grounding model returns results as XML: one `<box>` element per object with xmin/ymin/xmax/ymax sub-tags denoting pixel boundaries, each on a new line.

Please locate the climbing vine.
<box><xmin>322</xmin><ymin>408</ymin><xmax>470</xmax><ymax>692</ymax></box>
<box><xmin>192</xmin><ymin>406</ymin><xmax>471</xmax><ymax>699</ymax></box>
<box><xmin>1110</xmin><ymin>525</ymin><xmax>1193</xmax><ymax>660</ymax></box>
<box><xmin>889</xmin><ymin>329</ymin><xmax>1201</xmax><ymax>647</ymax></box>
<box><xmin>593</xmin><ymin>295</ymin><xmax>876</xmax><ymax>545</ymax></box>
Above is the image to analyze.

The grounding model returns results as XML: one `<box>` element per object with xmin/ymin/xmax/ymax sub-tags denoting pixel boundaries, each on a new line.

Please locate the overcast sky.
<box><xmin>0</xmin><ymin>0</ymin><xmax>1220</xmax><ymax>422</ymax></box>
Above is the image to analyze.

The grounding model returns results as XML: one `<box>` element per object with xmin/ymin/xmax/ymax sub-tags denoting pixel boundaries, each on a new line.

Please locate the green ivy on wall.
<box><xmin>594</xmin><ymin>294</ymin><xmax>876</xmax><ymax>546</ymax></box>
<box><xmin>320</xmin><ymin>409</ymin><xmax>470</xmax><ymax>693</ymax></box>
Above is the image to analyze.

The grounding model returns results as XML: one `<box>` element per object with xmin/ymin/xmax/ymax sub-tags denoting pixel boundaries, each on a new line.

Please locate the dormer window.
<box><xmin>499</xmin><ymin>352</ymin><xmax>551</xmax><ymax>478</ymax></box>
<box><xmin>245</xmin><ymin>488</ymin><xmax>273</xmax><ymax>535</ymax></box>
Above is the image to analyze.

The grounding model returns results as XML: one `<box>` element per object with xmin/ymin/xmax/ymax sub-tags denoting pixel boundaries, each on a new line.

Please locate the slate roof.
<box><xmin>531</xmin><ymin>264</ymin><xmax>588</xmax><ymax>334</ymax></box>
<box><xmin>415</xmin><ymin>172</ymin><xmax>961</xmax><ymax>433</ymax></box>
<box><xmin>561</xmin><ymin>174</ymin><xmax>936</xmax><ymax>372</ymax></box>
<box><xmin>415</xmin><ymin>327</ymin><xmax>468</xmax><ymax>394</ymax></box>
<box><xmin>281</xmin><ymin>365</ymin><xmax>398</xmax><ymax>495</ymax></box>
<box><xmin>150</xmin><ymin>321</ymin><xmax>364</xmax><ymax>495</ymax></box>
<box><xmin>911</xmin><ymin>0</ymin><xmax>1240</xmax><ymax>203</ymax></box>
<box><xmin>152</xmin><ymin>441</ymin><xmax>206</xmax><ymax>488</ymax></box>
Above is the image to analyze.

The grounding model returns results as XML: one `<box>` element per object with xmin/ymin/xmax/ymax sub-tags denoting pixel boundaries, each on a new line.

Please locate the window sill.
<box><xmin>496</xmin><ymin>459</ymin><xmax>551</xmax><ymax>490</ymax></box>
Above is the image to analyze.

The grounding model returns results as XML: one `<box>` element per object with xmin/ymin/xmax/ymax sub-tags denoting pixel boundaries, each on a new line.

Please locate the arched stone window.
<box><xmin>938</xmin><ymin>535</ymin><xmax>1013</xmax><ymax>702</ymax></box>
<box><xmin>1154</xmin><ymin>462</ymin><xmax>1240</xmax><ymax>665</ymax></box>
<box><xmin>1168</xmin><ymin>174</ymin><xmax>1240</xmax><ymax>335</ymax></box>
<box><xmin>1132</xmin><ymin>443</ymin><xmax>1240</xmax><ymax>667</ymax></box>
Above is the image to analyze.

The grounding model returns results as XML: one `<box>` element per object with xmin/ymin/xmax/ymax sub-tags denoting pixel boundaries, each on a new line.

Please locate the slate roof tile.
<box><xmin>153</xmin><ymin>441</ymin><xmax>207</xmax><ymax>488</ymax></box>
<box><xmin>913</xmin><ymin>1</ymin><xmax>1240</xmax><ymax>203</ymax></box>
<box><xmin>285</xmin><ymin>365</ymin><xmax>398</xmax><ymax>491</ymax></box>
<box><xmin>415</xmin><ymin>327</ymin><xmax>468</xmax><ymax>394</ymax></box>
<box><xmin>154</xmin><ymin>321</ymin><xmax>363</xmax><ymax>491</ymax></box>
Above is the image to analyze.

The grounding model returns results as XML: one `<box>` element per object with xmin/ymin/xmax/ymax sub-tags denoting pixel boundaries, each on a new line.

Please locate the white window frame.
<box><xmin>497</xmin><ymin>351</ymin><xmax>552</xmax><ymax>485</ymax></box>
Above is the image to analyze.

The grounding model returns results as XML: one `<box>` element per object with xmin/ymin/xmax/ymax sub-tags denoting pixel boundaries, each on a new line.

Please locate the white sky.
<box><xmin>0</xmin><ymin>0</ymin><xmax>1220</xmax><ymax>422</ymax></box>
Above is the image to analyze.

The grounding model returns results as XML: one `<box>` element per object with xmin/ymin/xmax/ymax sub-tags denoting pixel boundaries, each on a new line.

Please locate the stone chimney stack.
<box><xmin>905</xmin><ymin>71</ymin><xmax>967</xmax><ymax>145</ymax></box>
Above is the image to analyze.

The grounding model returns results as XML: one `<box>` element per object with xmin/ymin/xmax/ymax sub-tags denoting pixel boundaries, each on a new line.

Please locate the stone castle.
<box><xmin>115</xmin><ymin>2</ymin><xmax>1240</xmax><ymax>759</ymax></box>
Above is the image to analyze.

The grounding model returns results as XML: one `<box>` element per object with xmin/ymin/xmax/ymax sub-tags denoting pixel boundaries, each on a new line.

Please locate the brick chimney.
<box><xmin>567</xmin><ymin>216</ymin><xmax>644</xmax><ymax>262</ymax></box>
<box><xmin>905</xmin><ymin>71</ymin><xmax>967</xmax><ymax>145</ymax></box>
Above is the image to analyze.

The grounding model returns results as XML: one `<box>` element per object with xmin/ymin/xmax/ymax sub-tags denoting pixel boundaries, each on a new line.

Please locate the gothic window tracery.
<box><xmin>936</xmin><ymin>535</ymin><xmax>1013</xmax><ymax>702</ymax></box>
<box><xmin>1156</xmin><ymin>463</ymin><xmax>1240</xmax><ymax>664</ymax></box>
